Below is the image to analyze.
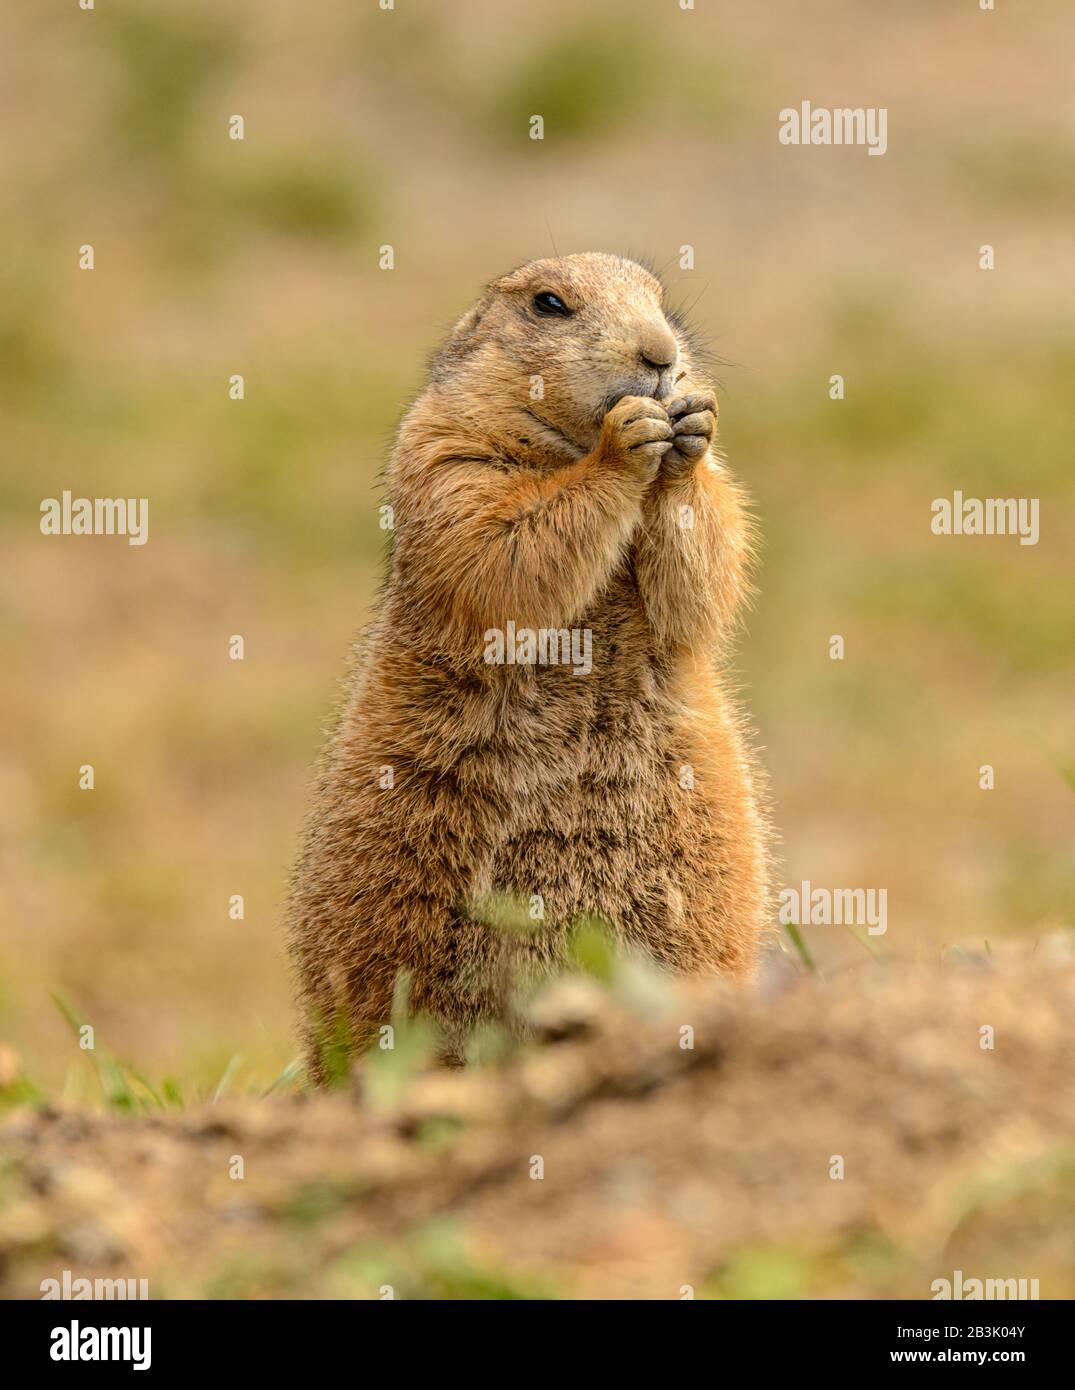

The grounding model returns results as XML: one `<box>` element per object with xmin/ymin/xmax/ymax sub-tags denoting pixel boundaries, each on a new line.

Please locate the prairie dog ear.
<box><xmin>449</xmin><ymin>301</ymin><xmax>487</xmax><ymax>351</ymax></box>
<box><xmin>431</xmin><ymin>298</ymin><xmax>491</xmax><ymax>380</ymax></box>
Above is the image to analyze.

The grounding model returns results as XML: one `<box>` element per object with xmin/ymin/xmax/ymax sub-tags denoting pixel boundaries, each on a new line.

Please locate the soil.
<box><xmin>2</xmin><ymin>941</ymin><xmax>1073</xmax><ymax>1300</ymax></box>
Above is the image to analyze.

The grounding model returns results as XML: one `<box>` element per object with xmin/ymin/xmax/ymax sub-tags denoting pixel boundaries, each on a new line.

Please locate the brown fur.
<box><xmin>288</xmin><ymin>252</ymin><xmax>771</xmax><ymax>1074</ymax></box>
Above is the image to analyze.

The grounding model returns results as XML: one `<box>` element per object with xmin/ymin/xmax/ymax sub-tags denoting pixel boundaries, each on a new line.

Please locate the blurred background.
<box><xmin>2</xmin><ymin>0</ymin><xmax>1072</xmax><ymax>1096</ymax></box>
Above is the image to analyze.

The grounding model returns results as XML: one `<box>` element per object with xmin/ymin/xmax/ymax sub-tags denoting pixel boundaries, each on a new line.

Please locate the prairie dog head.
<box><xmin>432</xmin><ymin>252</ymin><xmax>693</xmax><ymax>452</ymax></box>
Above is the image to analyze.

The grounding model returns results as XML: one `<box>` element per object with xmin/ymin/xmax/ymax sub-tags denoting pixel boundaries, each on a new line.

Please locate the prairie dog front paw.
<box><xmin>595</xmin><ymin>395</ymin><xmax>674</xmax><ymax>484</ymax></box>
<box><xmin>662</xmin><ymin>390</ymin><xmax>717</xmax><ymax>477</ymax></box>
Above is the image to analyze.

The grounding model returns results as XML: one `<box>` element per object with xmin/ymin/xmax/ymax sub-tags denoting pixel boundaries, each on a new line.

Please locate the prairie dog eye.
<box><xmin>532</xmin><ymin>291</ymin><xmax>571</xmax><ymax>317</ymax></box>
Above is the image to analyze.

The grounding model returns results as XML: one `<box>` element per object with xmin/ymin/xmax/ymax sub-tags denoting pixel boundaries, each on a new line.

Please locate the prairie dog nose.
<box><xmin>638</xmin><ymin>322</ymin><xmax>678</xmax><ymax>370</ymax></box>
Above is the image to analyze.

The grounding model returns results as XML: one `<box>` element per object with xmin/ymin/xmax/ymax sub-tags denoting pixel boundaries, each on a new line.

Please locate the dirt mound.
<box><xmin>2</xmin><ymin>945</ymin><xmax>1074</xmax><ymax>1299</ymax></box>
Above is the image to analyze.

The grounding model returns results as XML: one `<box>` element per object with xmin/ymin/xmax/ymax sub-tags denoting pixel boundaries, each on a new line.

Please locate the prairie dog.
<box><xmin>289</xmin><ymin>252</ymin><xmax>770</xmax><ymax>1072</ymax></box>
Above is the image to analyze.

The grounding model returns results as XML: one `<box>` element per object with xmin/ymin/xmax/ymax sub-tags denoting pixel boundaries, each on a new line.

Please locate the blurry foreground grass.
<box><xmin>1</xmin><ymin>932</ymin><xmax>1073</xmax><ymax>1300</ymax></box>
